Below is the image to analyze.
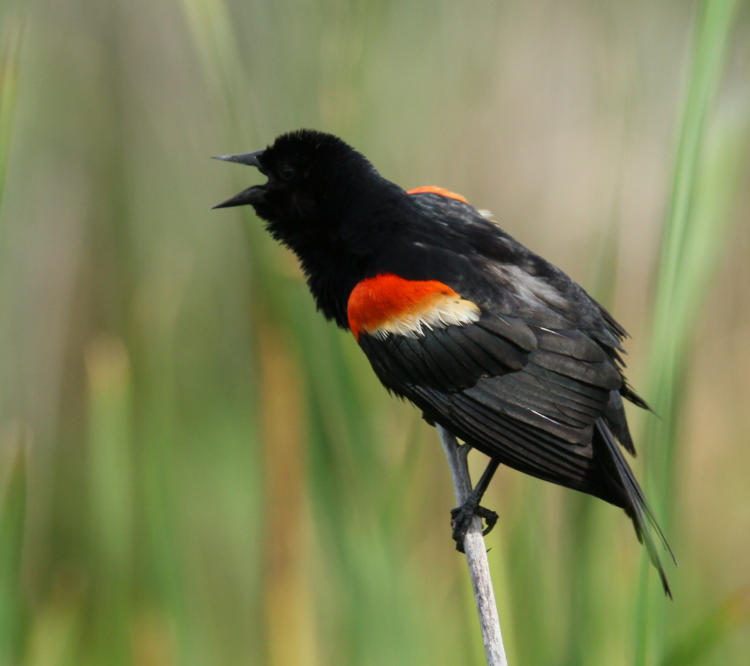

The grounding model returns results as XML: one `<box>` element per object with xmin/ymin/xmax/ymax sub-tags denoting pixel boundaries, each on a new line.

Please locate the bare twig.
<box><xmin>437</xmin><ymin>425</ymin><xmax>508</xmax><ymax>666</ymax></box>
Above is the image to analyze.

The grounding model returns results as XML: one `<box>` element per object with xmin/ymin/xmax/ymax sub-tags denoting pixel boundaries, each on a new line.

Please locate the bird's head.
<box><xmin>213</xmin><ymin>129</ymin><xmax>395</xmax><ymax>253</ymax></box>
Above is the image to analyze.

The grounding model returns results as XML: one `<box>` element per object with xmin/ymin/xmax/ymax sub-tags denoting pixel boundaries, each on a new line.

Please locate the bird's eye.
<box><xmin>279</xmin><ymin>165</ymin><xmax>295</xmax><ymax>181</ymax></box>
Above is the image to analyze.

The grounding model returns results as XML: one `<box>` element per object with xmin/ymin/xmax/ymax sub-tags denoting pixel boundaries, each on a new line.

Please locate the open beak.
<box><xmin>212</xmin><ymin>150</ymin><xmax>267</xmax><ymax>209</ymax></box>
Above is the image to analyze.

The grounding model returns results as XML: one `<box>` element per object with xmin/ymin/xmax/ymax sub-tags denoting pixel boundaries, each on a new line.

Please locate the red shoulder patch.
<box><xmin>407</xmin><ymin>185</ymin><xmax>468</xmax><ymax>205</ymax></box>
<box><xmin>347</xmin><ymin>274</ymin><xmax>480</xmax><ymax>340</ymax></box>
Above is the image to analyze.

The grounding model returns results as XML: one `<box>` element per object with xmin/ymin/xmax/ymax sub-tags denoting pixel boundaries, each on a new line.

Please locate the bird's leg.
<box><xmin>451</xmin><ymin>456</ymin><xmax>501</xmax><ymax>552</ymax></box>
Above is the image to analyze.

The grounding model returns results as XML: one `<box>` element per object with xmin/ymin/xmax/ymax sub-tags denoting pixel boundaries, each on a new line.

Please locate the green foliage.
<box><xmin>636</xmin><ymin>1</ymin><xmax>745</xmax><ymax>663</ymax></box>
<box><xmin>1</xmin><ymin>0</ymin><xmax>748</xmax><ymax>664</ymax></box>
<box><xmin>0</xmin><ymin>441</ymin><xmax>27</xmax><ymax>664</ymax></box>
<box><xmin>0</xmin><ymin>15</ymin><xmax>22</xmax><ymax>218</ymax></box>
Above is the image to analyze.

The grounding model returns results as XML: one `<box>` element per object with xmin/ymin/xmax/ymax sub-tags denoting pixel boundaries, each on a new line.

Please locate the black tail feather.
<box><xmin>596</xmin><ymin>419</ymin><xmax>676</xmax><ymax>598</ymax></box>
<box><xmin>621</xmin><ymin>383</ymin><xmax>653</xmax><ymax>412</ymax></box>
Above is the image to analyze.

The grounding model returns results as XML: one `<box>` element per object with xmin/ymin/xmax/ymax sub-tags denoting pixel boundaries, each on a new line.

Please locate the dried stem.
<box><xmin>437</xmin><ymin>425</ymin><xmax>508</xmax><ymax>666</ymax></box>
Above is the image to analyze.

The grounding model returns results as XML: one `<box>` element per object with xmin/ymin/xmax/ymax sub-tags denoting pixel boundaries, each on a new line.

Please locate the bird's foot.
<box><xmin>450</xmin><ymin>499</ymin><xmax>498</xmax><ymax>553</ymax></box>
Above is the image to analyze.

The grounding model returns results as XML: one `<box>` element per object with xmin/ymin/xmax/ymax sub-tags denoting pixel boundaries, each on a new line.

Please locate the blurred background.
<box><xmin>1</xmin><ymin>0</ymin><xmax>749</xmax><ymax>664</ymax></box>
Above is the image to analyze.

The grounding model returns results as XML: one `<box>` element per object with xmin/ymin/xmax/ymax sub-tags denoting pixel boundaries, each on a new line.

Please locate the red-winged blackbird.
<box><xmin>214</xmin><ymin>129</ymin><xmax>674</xmax><ymax>596</ymax></box>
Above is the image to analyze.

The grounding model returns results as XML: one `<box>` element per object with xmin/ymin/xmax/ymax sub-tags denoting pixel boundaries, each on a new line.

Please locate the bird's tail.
<box><xmin>596</xmin><ymin>419</ymin><xmax>676</xmax><ymax>598</ymax></box>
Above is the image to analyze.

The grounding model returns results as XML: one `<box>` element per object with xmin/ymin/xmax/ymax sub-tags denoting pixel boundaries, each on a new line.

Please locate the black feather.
<box><xmin>594</xmin><ymin>420</ymin><xmax>675</xmax><ymax>597</ymax></box>
<box><xmin>216</xmin><ymin>128</ymin><xmax>674</xmax><ymax>596</ymax></box>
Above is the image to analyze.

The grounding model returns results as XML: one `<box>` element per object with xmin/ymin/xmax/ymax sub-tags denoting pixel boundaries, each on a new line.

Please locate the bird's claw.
<box><xmin>450</xmin><ymin>500</ymin><xmax>499</xmax><ymax>552</ymax></box>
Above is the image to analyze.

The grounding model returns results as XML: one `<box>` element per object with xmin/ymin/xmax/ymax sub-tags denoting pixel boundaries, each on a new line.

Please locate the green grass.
<box><xmin>635</xmin><ymin>1</ymin><xmax>743</xmax><ymax>663</ymax></box>
<box><xmin>0</xmin><ymin>15</ymin><xmax>22</xmax><ymax>223</ymax></box>
<box><xmin>1</xmin><ymin>0</ymin><xmax>749</xmax><ymax>664</ymax></box>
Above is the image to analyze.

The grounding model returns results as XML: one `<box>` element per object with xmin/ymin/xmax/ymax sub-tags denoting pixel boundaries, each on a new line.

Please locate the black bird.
<box><xmin>214</xmin><ymin>129</ymin><xmax>674</xmax><ymax>596</ymax></box>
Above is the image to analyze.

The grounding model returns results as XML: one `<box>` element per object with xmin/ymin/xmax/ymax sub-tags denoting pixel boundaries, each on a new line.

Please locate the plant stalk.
<box><xmin>437</xmin><ymin>425</ymin><xmax>508</xmax><ymax>666</ymax></box>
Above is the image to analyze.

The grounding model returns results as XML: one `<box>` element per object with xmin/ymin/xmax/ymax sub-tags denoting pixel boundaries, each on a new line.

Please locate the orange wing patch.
<box><xmin>347</xmin><ymin>274</ymin><xmax>480</xmax><ymax>340</ymax></box>
<box><xmin>407</xmin><ymin>185</ymin><xmax>469</xmax><ymax>204</ymax></box>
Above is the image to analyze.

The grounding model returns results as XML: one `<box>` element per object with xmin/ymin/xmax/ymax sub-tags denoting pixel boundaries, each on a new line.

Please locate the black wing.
<box><xmin>358</xmin><ymin>312</ymin><xmax>624</xmax><ymax>500</ymax></box>
<box><xmin>356</xmin><ymin>192</ymin><xmax>673</xmax><ymax>593</ymax></box>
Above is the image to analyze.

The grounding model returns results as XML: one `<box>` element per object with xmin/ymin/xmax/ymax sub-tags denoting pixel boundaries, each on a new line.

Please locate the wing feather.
<box><xmin>350</xmin><ymin>194</ymin><xmax>671</xmax><ymax>592</ymax></box>
<box><xmin>357</xmin><ymin>310</ymin><xmax>632</xmax><ymax>504</ymax></box>
<box><xmin>531</xmin><ymin>350</ymin><xmax>621</xmax><ymax>389</ymax></box>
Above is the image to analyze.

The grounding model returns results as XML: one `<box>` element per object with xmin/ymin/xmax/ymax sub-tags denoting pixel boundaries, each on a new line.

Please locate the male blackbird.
<box><xmin>214</xmin><ymin>129</ymin><xmax>673</xmax><ymax>596</ymax></box>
